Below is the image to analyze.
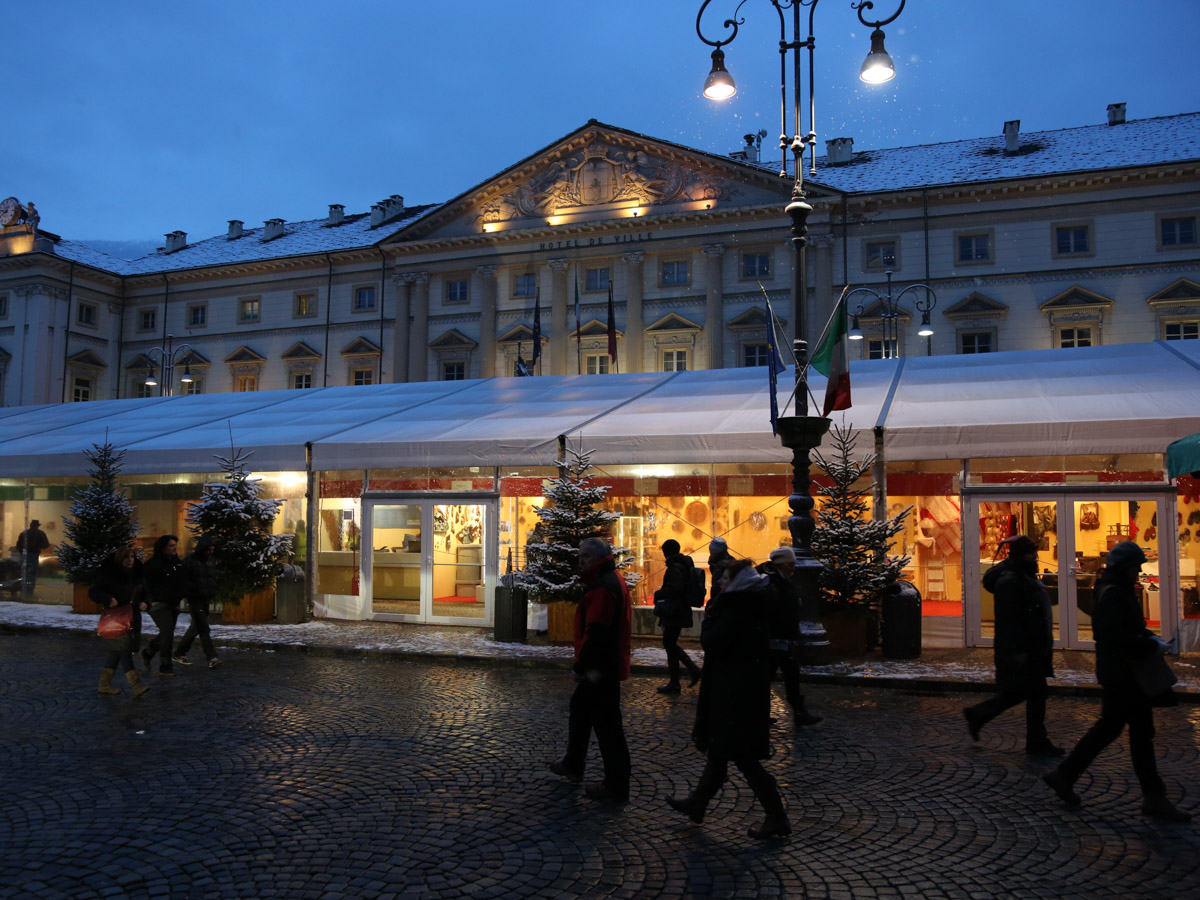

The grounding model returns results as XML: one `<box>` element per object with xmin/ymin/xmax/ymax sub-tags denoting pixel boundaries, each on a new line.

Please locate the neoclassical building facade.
<box><xmin>1</xmin><ymin>107</ymin><xmax>1197</xmax><ymax>406</ymax></box>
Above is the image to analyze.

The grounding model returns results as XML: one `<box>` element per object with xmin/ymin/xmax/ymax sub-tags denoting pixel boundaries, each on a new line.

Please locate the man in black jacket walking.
<box><xmin>174</xmin><ymin>536</ymin><xmax>222</xmax><ymax>669</ymax></box>
<box><xmin>758</xmin><ymin>547</ymin><xmax>821</xmax><ymax>726</ymax></box>
<box><xmin>963</xmin><ymin>535</ymin><xmax>1063</xmax><ymax>756</ymax></box>
<box><xmin>141</xmin><ymin>534</ymin><xmax>186</xmax><ymax>675</ymax></box>
<box><xmin>653</xmin><ymin>539</ymin><xmax>701</xmax><ymax>695</ymax></box>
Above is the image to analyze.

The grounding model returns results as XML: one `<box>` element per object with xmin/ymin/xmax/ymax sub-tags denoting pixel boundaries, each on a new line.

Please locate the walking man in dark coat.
<box><xmin>548</xmin><ymin>537</ymin><xmax>633</xmax><ymax>802</ymax></box>
<box><xmin>963</xmin><ymin>535</ymin><xmax>1063</xmax><ymax>756</ymax></box>
<box><xmin>174</xmin><ymin>536</ymin><xmax>222</xmax><ymax>669</ymax></box>
<box><xmin>141</xmin><ymin>534</ymin><xmax>186</xmax><ymax>676</ymax></box>
<box><xmin>653</xmin><ymin>539</ymin><xmax>701</xmax><ymax>695</ymax></box>
<box><xmin>707</xmin><ymin>537</ymin><xmax>734</xmax><ymax>602</ymax></box>
<box><xmin>16</xmin><ymin>519</ymin><xmax>50</xmax><ymax>597</ymax></box>
<box><xmin>1043</xmin><ymin>541</ymin><xmax>1191</xmax><ymax>821</ymax></box>
<box><xmin>757</xmin><ymin>546</ymin><xmax>821</xmax><ymax>726</ymax></box>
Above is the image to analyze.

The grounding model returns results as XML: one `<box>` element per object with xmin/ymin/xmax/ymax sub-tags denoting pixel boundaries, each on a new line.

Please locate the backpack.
<box><xmin>687</xmin><ymin>567</ymin><xmax>706</xmax><ymax>608</ymax></box>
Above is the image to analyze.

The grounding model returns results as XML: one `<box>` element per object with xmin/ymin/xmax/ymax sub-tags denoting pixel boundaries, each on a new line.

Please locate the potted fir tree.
<box><xmin>520</xmin><ymin>439</ymin><xmax>634</xmax><ymax>642</ymax></box>
<box><xmin>186</xmin><ymin>447</ymin><xmax>293</xmax><ymax>624</ymax></box>
<box><xmin>812</xmin><ymin>422</ymin><xmax>912</xmax><ymax>655</ymax></box>
<box><xmin>56</xmin><ymin>441</ymin><xmax>140</xmax><ymax>613</ymax></box>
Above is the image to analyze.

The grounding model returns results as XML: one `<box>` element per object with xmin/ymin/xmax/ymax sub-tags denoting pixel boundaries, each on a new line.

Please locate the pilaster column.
<box><xmin>547</xmin><ymin>258</ymin><xmax>569</xmax><ymax>376</ymax></box>
<box><xmin>808</xmin><ymin>233</ymin><xmax>835</xmax><ymax>349</ymax></box>
<box><xmin>703</xmin><ymin>243</ymin><xmax>725</xmax><ymax>370</ymax></box>
<box><xmin>392</xmin><ymin>274</ymin><xmax>415</xmax><ymax>383</ymax></box>
<box><xmin>622</xmin><ymin>251</ymin><xmax>645</xmax><ymax>373</ymax></box>
<box><xmin>476</xmin><ymin>265</ymin><xmax>498</xmax><ymax>378</ymax></box>
<box><xmin>407</xmin><ymin>272</ymin><xmax>430</xmax><ymax>383</ymax></box>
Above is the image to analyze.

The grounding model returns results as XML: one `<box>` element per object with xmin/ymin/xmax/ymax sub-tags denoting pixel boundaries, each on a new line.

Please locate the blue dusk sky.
<box><xmin>7</xmin><ymin>0</ymin><xmax>1198</xmax><ymax>248</ymax></box>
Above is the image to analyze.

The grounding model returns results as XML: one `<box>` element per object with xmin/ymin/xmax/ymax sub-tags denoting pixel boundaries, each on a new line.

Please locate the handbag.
<box><xmin>97</xmin><ymin>604</ymin><xmax>133</xmax><ymax>639</ymax></box>
<box><xmin>1134</xmin><ymin>649</ymin><xmax>1178</xmax><ymax>706</ymax></box>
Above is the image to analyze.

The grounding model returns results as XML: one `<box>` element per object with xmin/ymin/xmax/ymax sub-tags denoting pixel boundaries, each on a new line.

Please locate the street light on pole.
<box><xmin>846</xmin><ymin>270</ymin><xmax>938</xmax><ymax>358</ymax></box>
<box><xmin>696</xmin><ymin>0</ymin><xmax>906</xmax><ymax>620</ymax></box>
<box><xmin>142</xmin><ymin>334</ymin><xmax>196</xmax><ymax>397</ymax></box>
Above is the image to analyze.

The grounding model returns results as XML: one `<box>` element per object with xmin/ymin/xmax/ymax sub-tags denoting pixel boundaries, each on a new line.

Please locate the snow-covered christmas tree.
<box><xmin>56</xmin><ymin>441</ymin><xmax>140</xmax><ymax>583</ymax></box>
<box><xmin>812</xmin><ymin>421</ymin><xmax>911</xmax><ymax>613</ymax></box>
<box><xmin>186</xmin><ymin>446</ymin><xmax>293</xmax><ymax>604</ymax></box>
<box><xmin>520</xmin><ymin>439</ymin><xmax>630</xmax><ymax>603</ymax></box>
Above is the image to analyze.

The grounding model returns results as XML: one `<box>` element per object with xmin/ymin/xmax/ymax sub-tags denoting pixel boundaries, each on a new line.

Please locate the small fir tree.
<box><xmin>520</xmin><ymin>439</ymin><xmax>631</xmax><ymax>603</ymax></box>
<box><xmin>811</xmin><ymin>421</ymin><xmax>912</xmax><ymax>615</ymax></box>
<box><xmin>186</xmin><ymin>447</ymin><xmax>293</xmax><ymax>604</ymax></box>
<box><xmin>56</xmin><ymin>441</ymin><xmax>140</xmax><ymax>583</ymax></box>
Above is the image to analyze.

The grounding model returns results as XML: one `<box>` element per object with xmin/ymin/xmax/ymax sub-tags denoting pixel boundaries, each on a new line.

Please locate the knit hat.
<box><xmin>1000</xmin><ymin>534</ymin><xmax>1037</xmax><ymax>558</ymax></box>
<box><xmin>709</xmin><ymin>537</ymin><xmax>727</xmax><ymax>553</ymax></box>
<box><xmin>768</xmin><ymin>546</ymin><xmax>796</xmax><ymax>565</ymax></box>
<box><xmin>1106</xmin><ymin>540</ymin><xmax>1147</xmax><ymax>570</ymax></box>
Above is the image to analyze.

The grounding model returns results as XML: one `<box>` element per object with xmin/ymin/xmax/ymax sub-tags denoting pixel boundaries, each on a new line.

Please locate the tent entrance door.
<box><xmin>362</xmin><ymin>494</ymin><xmax>497</xmax><ymax>625</ymax></box>
<box><xmin>964</xmin><ymin>492</ymin><xmax>1175</xmax><ymax>650</ymax></box>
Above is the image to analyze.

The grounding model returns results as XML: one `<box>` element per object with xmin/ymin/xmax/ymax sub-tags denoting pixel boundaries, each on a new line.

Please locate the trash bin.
<box><xmin>882</xmin><ymin>581</ymin><xmax>922</xmax><ymax>659</ymax></box>
<box><xmin>494</xmin><ymin>584</ymin><xmax>528</xmax><ymax>643</ymax></box>
<box><xmin>275</xmin><ymin>564</ymin><xmax>307</xmax><ymax>624</ymax></box>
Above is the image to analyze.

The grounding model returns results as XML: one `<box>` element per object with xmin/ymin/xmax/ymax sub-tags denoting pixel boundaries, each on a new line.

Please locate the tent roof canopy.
<box><xmin>0</xmin><ymin>341</ymin><xmax>1197</xmax><ymax>478</ymax></box>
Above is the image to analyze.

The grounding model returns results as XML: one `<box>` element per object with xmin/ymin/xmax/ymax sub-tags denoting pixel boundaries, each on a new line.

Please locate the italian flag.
<box><xmin>811</xmin><ymin>294</ymin><xmax>851</xmax><ymax>416</ymax></box>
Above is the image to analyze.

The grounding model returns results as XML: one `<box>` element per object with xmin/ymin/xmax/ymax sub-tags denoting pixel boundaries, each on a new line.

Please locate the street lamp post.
<box><xmin>846</xmin><ymin>269</ymin><xmax>938</xmax><ymax>358</ymax></box>
<box><xmin>696</xmin><ymin>0</ymin><xmax>906</xmax><ymax>618</ymax></box>
<box><xmin>142</xmin><ymin>334</ymin><xmax>196</xmax><ymax>397</ymax></box>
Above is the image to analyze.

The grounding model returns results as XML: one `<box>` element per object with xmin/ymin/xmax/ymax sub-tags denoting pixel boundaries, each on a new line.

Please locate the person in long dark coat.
<box><xmin>90</xmin><ymin>547</ymin><xmax>150</xmax><ymax>697</ymax></box>
<box><xmin>141</xmin><ymin>534</ymin><xmax>186</xmax><ymax>676</ymax></box>
<box><xmin>1043</xmin><ymin>541</ymin><xmax>1191</xmax><ymax>821</ymax></box>
<box><xmin>706</xmin><ymin>537</ymin><xmax>734</xmax><ymax>603</ymax></box>
<box><xmin>757</xmin><ymin>546</ymin><xmax>821</xmax><ymax>727</ymax></box>
<box><xmin>963</xmin><ymin>534</ymin><xmax>1063</xmax><ymax>755</ymax></box>
<box><xmin>174</xmin><ymin>536</ymin><xmax>221</xmax><ymax>669</ymax></box>
<box><xmin>666</xmin><ymin>558</ymin><xmax>790</xmax><ymax>839</ymax></box>
<box><xmin>653</xmin><ymin>539</ymin><xmax>701</xmax><ymax>695</ymax></box>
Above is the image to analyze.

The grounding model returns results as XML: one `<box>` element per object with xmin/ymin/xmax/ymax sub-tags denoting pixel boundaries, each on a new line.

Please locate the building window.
<box><xmin>955</xmin><ymin>231</ymin><xmax>992</xmax><ymax>264</ymax></box>
<box><xmin>77</xmin><ymin>303</ymin><xmax>97</xmax><ymax>327</ymax></box>
<box><xmin>352</xmin><ymin>368</ymin><xmax>374</xmax><ymax>386</ymax></box>
<box><xmin>513</xmin><ymin>273</ymin><xmax>537</xmax><ymax>297</ymax></box>
<box><xmin>661</xmin><ymin>260</ymin><xmax>689</xmax><ymax>286</ymax></box>
<box><xmin>867</xmin><ymin>338</ymin><xmax>898</xmax><ymax>359</ymax></box>
<box><xmin>959</xmin><ymin>331</ymin><xmax>994</xmax><ymax>354</ymax></box>
<box><xmin>138</xmin><ymin>309</ymin><xmax>156</xmax><ymax>332</ymax></box>
<box><xmin>864</xmin><ymin>240</ymin><xmax>898</xmax><ymax>271</ymax></box>
<box><xmin>1165</xmin><ymin>321</ymin><xmax>1199</xmax><ymax>341</ymax></box>
<box><xmin>0</xmin><ymin>294</ymin><xmax>7</xmax><ymax>318</ymax></box>
<box><xmin>661</xmin><ymin>349</ymin><xmax>688</xmax><ymax>372</ymax></box>
<box><xmin>584</xmin><ymin>354</ymin><xmax>610</xmax><ymax>374</ymax></box>
<box><xmin>293</xmin><ymin>373</ymin><xmax>313</xmax><ymax>389</ymax></box>
<box><xmin>1053</xmin><ymin>223</ymin><xmax>1092</xmax><ymax>257</ymax></box>
<box><xmin>135</xmin><ymin>382</ymin><xmax>154</xmax><ymax>399</ymax></box>
<box><xmin>183</xmin><ymin>378</ymin><xmax>203</xmax><ymax>395</ymax></box>
<box><xmin>294</xmin><ymin>292</ymin><xmax>316</xmax><ymax>318</ymax></box>
<box><xmin>187</xmin><ymin>304</ymin><xmax>207</xmax><ymax>327</ymax></box>
<box><xmin>235</xmin><ymin>374</ymin><xmax>258</xmax><ymax>392</ymax></box>
<box><xmin>446</xmin><ymin>279</ymin><xmax>469</xmax><ymax>303</ymax></box>
<box><xmin>443</xmin><ymin>362</ymin><xmax>465</xmax><ymax>381</ymax></box>
<box><xmin>743</xmin><ymin>344</ymin><xmax>769</xmax><ymax>367</ymax></box>
<box><xmin>239</xmin><ymin>297</ymin><xmax>261</xmax><ymax>323</ymax></box>
<box><xmin>585</xmin><ymin>267</ymin><xmax>610</xmax><ymax>292</ymax></box>
<box><xmin>740</xmin><ymin>253</ymin><xmax>771</xmax><ymax>280</ymax></box>
<box><xmin>353</xmin><ymin>286</ymin><xmax>377</xmax><ymax>312</ymax></box>
<box><xmin>1059</xmin><ymin>327</ymin><xmax>1092</xmax><ymax>348</ymax></box>
<box><xmin>1159</xmin><ymin>215</ymin><xmax>1197</xmax><ymax>249</ymax></box>
<box><xmin>72</xmin><ymin>377</ymin><xmax>92</xmax><ymax>402</ymax></box>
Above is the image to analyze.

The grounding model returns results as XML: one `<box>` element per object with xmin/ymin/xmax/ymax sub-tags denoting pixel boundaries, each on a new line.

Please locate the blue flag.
<box><xmin>531</xmin><ymin>288</ymin><xmax>542</xmax><ymax>370</ymax></box>
<box><xmin>765</xmin><ymin>294</ymin><xmax>787</xmax><ymax>435</ymax></box>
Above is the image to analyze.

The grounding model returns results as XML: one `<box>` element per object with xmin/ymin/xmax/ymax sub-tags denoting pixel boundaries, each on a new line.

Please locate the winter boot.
<box><xmin>1042</xmin><ymin>769</ymin><xmax>1081</xmax><ymax>806</ymax></box>
<box><xmin>656</xmin><ymin>681</ymin><xmax>682</xmax><ymax>695</ymax></box>
<box><xmin>748</xmin><ymin>812</ymin><xmax>792</xmax><ymax>839</ymax></box>
<box><xmin>98</xmin><ymin>668</ymin><xmax>121</xmax><ymax>695</ymax></box>
<box><xmin>125</xmin><ymin>670</ymin><xmax>150</xmax><ymax>697</ymax></box>
<box><xmin>1142</xmin><ymin>793</ymin><xmax>1192</xmax><ymax>822</ymax></box>
<box><xmin>665</xmin><ymin>794</ymin><xmax>707</xmax><ymax>824</ymax></box>
<box><xmin>686</xmin><ymin>661</ymin><xmax>702</xmax><ymax>687</ymax></box>
<box><xmin>794</xmin><ymin>701</ymin><xmax>823</xmax><ymax>726</ymax></box>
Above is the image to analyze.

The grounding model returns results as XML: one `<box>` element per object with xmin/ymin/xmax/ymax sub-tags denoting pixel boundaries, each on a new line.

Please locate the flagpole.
<box><xmin>574</xmin><ymin>269</ymin><xmax>582</xmax><ymax>375</ymax></box>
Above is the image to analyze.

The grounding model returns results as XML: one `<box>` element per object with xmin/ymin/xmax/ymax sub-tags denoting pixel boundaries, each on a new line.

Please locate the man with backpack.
<box><xmin>653</xmin><ymin>539</ymin><xmax>703</xmax><ymax>695</ymax></box>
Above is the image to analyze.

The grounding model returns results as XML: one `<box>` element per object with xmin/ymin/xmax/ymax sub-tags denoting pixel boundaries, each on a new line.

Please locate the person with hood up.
<box><xmin>653</xmin><ymin>539</ymin><xmax>701</xmax><ymax>695</ymax></box>
<box><xmin>1043</xmin><ymin>541</ymin><xmax>1191</xmax><ymax>821</ymax></box>
<box><xmin>141</xmin><ymin>534</ymin><xmax>186</xmax><ymax>676</ymax></box>
<box><xmin>666</xmin><ymin>558</ymin><xmax>791</xmax><ymax>839</ymax></box>
<box><xmin>16</xmin><ymin>519</ymin><xmax>50</xmax><ymax>597</ymax></box>
<box><xmin>706</xmin><ymin>537</ymin><xmax>734</xmax><ymax>603</ymax></box>
<box><xmin>547</xmin><ymin>537</ymin><xmax>633</xmax><ymax>803</ymax></box>
<box><xmin>90</xmin><ymin>547</ymin><xmax>150</xmax><ymax>696</ymax></box>
<box><xmin>963</xmin><ymin>535</ymin><xmax>1063</xmax><ymax>756</ymax></box>
<box><xmin>757</xmin><ymin>546</ymin><xmax>821</xmax><ymax>726</ymax></box>
<box><xmin>173</xmin><ymin>536</ymin><xmax>222</xmax><ymax>669</ymax></box>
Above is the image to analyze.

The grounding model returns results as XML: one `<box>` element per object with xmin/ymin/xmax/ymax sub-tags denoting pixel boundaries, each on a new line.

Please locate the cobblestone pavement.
<box><xmin>1</xmin><ymin>632</ymin><xmax>1197</xmax><ymax>900</ymax></box>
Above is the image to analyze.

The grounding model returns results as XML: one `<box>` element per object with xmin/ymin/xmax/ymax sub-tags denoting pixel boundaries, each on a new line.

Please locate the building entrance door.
<box><xmin>964</xmin><ymin>492</ymin><xmax>1176</xmax><ymax>650</ymax></box>
<box><xmin>362</xmin><ymin>494</ymin><xmax>497</xmax><ymax>625</ymax></box>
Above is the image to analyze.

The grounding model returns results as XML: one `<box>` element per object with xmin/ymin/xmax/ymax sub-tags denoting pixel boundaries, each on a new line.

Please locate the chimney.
<box><xmin>1003</xmin><ymin>120</ymin><xmax>1021</xmax><ymax>155</ymax></box>
<box><xmin>369</xmin><ymin>203</ymin><xmax>385</xmax><ymax>228</ymax></box>
<box><xmin>227</xmin><ymin>220</ymin><xmax>243</xmax><ymax>239</ymax></box>
<box><xmin>1107</xmin><ymin>102</ymin><xmax>1126</xmax><ymax>126</ymax></box>
<box><xmin>825</xmin><ymin>137</ymin><xmax>854</xmax><ymax>165</ymax></box>
<box><xmin>743</xmin><ymin>133</ymin><xmax>760</xmax><ymax>163</ymax></box>
<box><xmin>369</xmin><ymin>195</ymin><xmax>406</xmax><ymax>228</ymax></box>
<box><xmin>327</xmin><ymin>204</ymin><xmax>345</xmax><ymax>226</ymax></box>
<box><xmin>164</xmin><ymin>230</ymin><xmax>187</xmax><ymax>253</ymax></box>
<box><xmin>263</xmin><ymin>218</ymin><xmax>285</xmax><ymax>241</ymax></box>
